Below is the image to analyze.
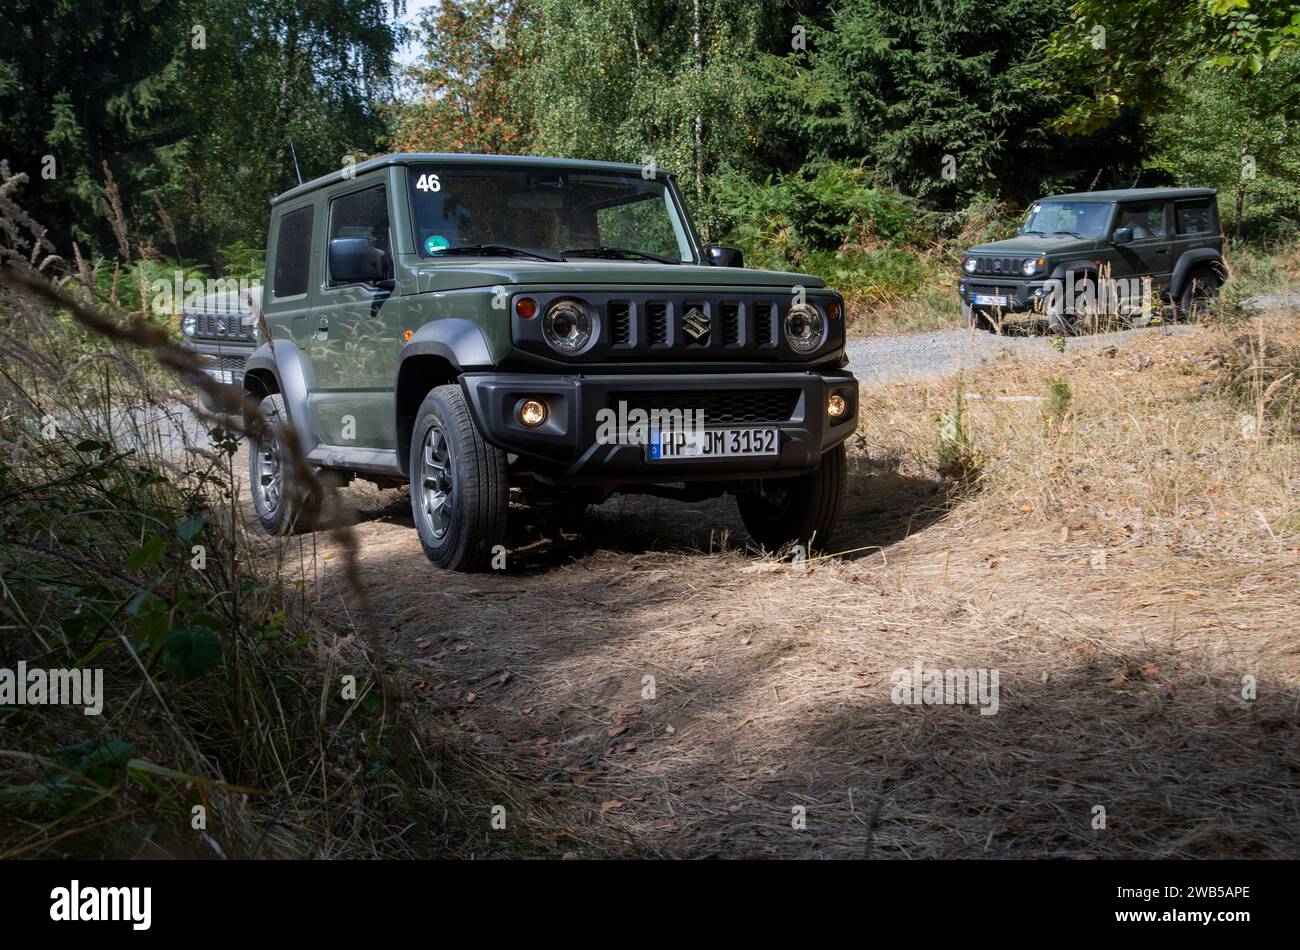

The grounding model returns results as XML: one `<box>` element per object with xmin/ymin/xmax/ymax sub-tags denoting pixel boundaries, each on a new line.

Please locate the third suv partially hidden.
<box><xmin>957</xmin><ymin>187</ymin><xmax>1226</xmax><ymax>333</ymax></box>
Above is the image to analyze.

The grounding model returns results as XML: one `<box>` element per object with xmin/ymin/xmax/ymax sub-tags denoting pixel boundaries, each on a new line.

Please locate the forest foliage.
<box><xmin>3</xmin><ymin>0</ymin><xmax>1298</xmax><ymax>297</ymax></box>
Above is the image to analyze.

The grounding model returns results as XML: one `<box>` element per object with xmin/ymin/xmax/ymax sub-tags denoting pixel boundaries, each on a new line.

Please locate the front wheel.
<box><xmin>736</xmin><ymin>443</ymin><xmax>846</xmax><ymax>553</ymax></box>
<box><xmin>409</xmin><ymin>384</ymin><xmax>509</xmax><ymax>571</ymax></box>
<box><xmin>961</xmin><ymin>300</ymin><xmax>994</xmax><ymax>332</ymax></box>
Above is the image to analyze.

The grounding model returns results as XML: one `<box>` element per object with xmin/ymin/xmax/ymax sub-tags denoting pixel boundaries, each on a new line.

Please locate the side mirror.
<box><xmin>329</xmin><ymin>237</ymin><xmax>389</xmax><ymax>285</ymax></box>
<box><xmin>1111</xmin><ymin>227</ymin><xmax>1134</xmax><ymax>246</ymax></box>
<box><xmin>705</xmin><ymin>244</ymin><xmax>743</xmax><ymax>268</ymax></box>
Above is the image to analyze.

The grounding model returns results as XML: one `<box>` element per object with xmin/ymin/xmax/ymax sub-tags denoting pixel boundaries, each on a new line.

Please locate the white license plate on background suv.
<box><xmin>973</xmin><ymin>293</ymin><xmax>1008</xmax><ymax>306</ymax></box>
<box><xmin>647</xmin><ymin>427</ymin><xmax>778</xmax><ymax>461</ymax></box>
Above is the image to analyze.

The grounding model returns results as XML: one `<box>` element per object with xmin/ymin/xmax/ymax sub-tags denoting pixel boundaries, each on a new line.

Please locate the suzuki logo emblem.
<box><xmin>682</xmin><ymin>307</ymin><xmax>710</xmax><ymax>343</ymax></box>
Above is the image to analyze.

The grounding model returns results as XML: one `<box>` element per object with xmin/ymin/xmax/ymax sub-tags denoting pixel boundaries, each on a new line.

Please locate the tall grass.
<box><xmin>0</xmin><ymin>164</ymin><xmax>460</xmax><ymax>858</ymax></box>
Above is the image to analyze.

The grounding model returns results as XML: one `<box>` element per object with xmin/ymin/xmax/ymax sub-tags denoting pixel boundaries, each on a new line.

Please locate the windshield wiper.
<box><xmin>1022</xmin><ymin>228</ymin><xmax>1045</xmax><ymax>235</ymax></box>
<box><xmin>560</xmin><ymin>245</ymin><xmax>680</xmax><ymax>264</ymax></box>
<box><xmin>437</xmin><ymin>244</ymin><xmax>562</xmax><ymax>262</ymax></box>
<box><xmin>1051</xmin><ymin>230</ymin><xmax>1082</xmax><ymax>238</ymax></box>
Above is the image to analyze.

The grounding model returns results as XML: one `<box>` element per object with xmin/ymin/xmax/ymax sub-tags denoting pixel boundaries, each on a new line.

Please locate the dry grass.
<box><xmin>295</xmin><ymin>314</ymin><xmax>1300</xmax><ymax>859</ymax></box>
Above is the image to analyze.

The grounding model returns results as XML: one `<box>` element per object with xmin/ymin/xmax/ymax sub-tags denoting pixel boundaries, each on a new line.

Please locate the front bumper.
<box><xmin>957</xmin><ymin>278</ymin><xmax>1050</xmax><ymax>313</ymax></box>
<box><xmin>182</xmin><ymin>340</ymin><xmax>253</xmax><ymax>410</ymax></box>
<box><xmin>460</xmin><ymin>370</ymin><xmax>858</xmax><ymax>484</ymax></box>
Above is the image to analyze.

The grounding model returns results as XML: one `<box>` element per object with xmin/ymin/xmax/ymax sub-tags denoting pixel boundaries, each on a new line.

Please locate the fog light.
<box><xmin>827</xmin><ymin>393</ymin><xmax>847</xmax><ymax>418</ymax></box>
<box><xmin>518</xmin><ymin>399</ymin><xmax>547</xmax><ymax>427</ymax></box>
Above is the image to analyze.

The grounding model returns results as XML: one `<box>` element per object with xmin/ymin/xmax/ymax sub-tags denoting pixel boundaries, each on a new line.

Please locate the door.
<box><xmin>263</xmin><ymin>200</ymin><xmax>318</xmax><ymax>434</ymax></box>
<box><xmin>1112</xmin><ymin>201</ymin><xmax>1173</xmax><ymax>304</ymax></box>
<box><xmin>309</xmin><ymin>180</ymin><xmax>401</xmax><ymax>450</ymax></box>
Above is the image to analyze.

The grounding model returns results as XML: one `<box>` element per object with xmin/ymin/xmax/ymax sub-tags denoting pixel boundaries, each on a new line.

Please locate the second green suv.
<box><xmin>957</xmin><ymin>187</ymin><xmax>1226</xmax><ymax>333</ymax></box>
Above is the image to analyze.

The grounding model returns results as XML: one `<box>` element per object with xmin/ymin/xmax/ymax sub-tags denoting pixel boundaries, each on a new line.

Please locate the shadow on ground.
<box><xmin>338</xmin><ymin>455</ymin><xmax>955</xmax><ymax>575</ymax></box>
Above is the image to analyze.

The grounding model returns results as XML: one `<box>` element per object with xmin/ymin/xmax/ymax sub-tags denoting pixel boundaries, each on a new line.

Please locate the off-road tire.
<box><xmin>961</xmin><ymin>300</ymin><xmax>983</xmax><ymax>331</ymax></box>
<box><xmin>736</xmin><ymin>442</ymin><xmax>846</xmax><ymax>553</ymax></box>
<box><xmin>409</xmin><ymin>384</ymin><xmax>509</xmax><ymax>571</ymax></box>
<box><xmin>1177</xmin><ymin>267</ymin><xmax>1221</xmax><ymax>322</ymax></box>
<box><xmin>249</xmin><ymin>393</ymin><xmax>321</xmax><ymax>534</ymax></box>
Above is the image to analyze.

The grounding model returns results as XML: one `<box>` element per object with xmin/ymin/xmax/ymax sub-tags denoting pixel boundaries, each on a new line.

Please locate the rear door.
<box><xmin>263</xmin><ymin>199</ymin><xmax>318</xmax><ymax>418</ymax></box>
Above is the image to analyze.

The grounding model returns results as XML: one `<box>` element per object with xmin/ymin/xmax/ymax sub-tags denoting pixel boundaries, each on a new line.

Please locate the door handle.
<box><xmin>313</xmin><ymin>317</ymin><xmax>328</xmax><ymax>341</ymax></box>
<box><xmin>1156</xmin><ymin>248</ymin><xmax>1168</xmax><ymax>254</ymax></box>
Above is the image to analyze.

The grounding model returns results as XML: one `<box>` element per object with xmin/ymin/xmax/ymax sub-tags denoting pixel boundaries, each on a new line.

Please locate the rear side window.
<box><xmin>328</xmin><ymin>185</ymin><xmax>391</xmax><ymax>286</ymax></box>
<box><xmin>273</xmin><ymin>205</ymin><xmax>314</xmax><ymax>298</ymax></box>
<box><xmin>1176</xmin><ymin>199</ymin><xmax>1216</xmax><ymax>235</ymax></box>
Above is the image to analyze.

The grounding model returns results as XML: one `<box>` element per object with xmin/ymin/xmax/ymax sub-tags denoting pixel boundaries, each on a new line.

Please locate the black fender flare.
<box><xmin>1170</xmin><ymin>249</ymin><xmax>1225</xmax><ymax>299</ymax></box>
<box><xmin>1047</xmin><ymin>260</ymin><xmax>1101</xmax><ymax>283</ymax></box>
<box><xmin>242</xmin><ymin>341</ymin><xmax>319</xmax><ymax>456</ymax></box>
<box><xmin>1044</xmin><ymin>260</ymin><xmax>1101</xmax><ymax>315</ymax></box>
<box><xmin>393</xmin><ymin>319</ymin><xmax>498</xmax><ymax>475</ymax></box>
<box><xmin>396</xmin><ymin>318</ymin><xmax>496</xmax><ymax>373</ymax></box>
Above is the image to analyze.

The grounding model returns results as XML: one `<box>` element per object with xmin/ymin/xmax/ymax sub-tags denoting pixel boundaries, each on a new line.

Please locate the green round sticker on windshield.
<box><xmin>424</xmin><ymin>235</ymin><xmax>450</xmax><ymax>255</ymax></box>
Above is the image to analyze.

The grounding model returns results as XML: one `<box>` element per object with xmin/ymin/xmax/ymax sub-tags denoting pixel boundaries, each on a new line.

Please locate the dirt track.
<box><xmin>253</xmin><ymin>321</ymin><xmax>1300</xmax><ymax>859</ymax></box>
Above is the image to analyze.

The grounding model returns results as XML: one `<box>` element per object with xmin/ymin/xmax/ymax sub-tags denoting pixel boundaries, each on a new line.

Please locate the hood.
<box><xmin>965</xmin><ymin>234</ymin><xmax>1098</xmax><ymax>256</ymax></box>
<box><xmin>410</xmin><ymin>259</ymin><xmax>826</xmax><ymax>295</ymax></box>
<box><xmin>182</xmin><ymin>285</ymin><xmax>261</xmax><ymax>313</ymax></box>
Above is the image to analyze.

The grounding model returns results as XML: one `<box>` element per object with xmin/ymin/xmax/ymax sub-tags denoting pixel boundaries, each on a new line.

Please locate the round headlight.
<box><xmin>542</xmin><ymin>298</ymin><xmax>593</xmax><ymax>353</ymax></box>
<box><xmin>1021</xmin><ymin>257</ymin><xmax>1043</xmax><ymax>277</ymax></box>
<box><xmin>784</xmin><ymin>303</ymin><xmax>825</xmax><ymax>354</ymax></box>
<box><xmin>963</xmin><ymin>258</ymin><xmax>978</xmax><ymax>274</ymax></box>
<box><xmin>181</xmin><ymin>313</ymin><xmax>197</xmax><ymax>336</ymax></box>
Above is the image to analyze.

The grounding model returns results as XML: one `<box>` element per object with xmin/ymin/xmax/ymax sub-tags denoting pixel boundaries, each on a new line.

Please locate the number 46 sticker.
<box><xmin>415</xmin><ymin>173</ymin><xmax>441</xmax><ymax>193</ymax></box>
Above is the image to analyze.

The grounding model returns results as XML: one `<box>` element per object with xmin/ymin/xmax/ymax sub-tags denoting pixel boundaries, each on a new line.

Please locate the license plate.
<box><xmin>973</xmin><ymin>294</ymin><xmax>1008</xmax><ymax>307</ymax></box>
<box><xmin>647</xmin><ymin>427</ymin><xmax>778</xmax><ymax>461</ymax></box>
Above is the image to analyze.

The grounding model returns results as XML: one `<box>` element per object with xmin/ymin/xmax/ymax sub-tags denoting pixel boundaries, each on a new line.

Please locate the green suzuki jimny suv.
<box><xmin>957</xmin><ymin>187</ymin><xmax>1225</xmax><ymax>333</ymax></box>
<box><xmin>243</xmin><ymin>154</ymin><xmax>857</xmax><ymax>570</ymax></box>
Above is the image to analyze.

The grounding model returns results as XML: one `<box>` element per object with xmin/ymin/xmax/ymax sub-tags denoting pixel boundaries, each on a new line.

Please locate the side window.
<box><xmin>272</xmin><ymin>205</ymin><xmax>314</xmax><ymax>298</ymax></box>
<box><xmin>1117</xmin><ymin>203</ymin><xmax>1167</xmax><ymax>241</ymax></box>
<box><xmin>328</xmin><ymin>185</ymin><xmax>391</xmax><ymax>286</ymax></box>
<box><xmin>1175</xmin><ymin>199</ymin><xmax>1215</xmax><ymax>235</ymax></box>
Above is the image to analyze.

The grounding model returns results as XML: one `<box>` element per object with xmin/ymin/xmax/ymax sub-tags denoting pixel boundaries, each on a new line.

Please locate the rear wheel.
<box><xmin>736</xmin><ymin>443</ymin><xmax>846</xmax><ymax>553</ymax></box>
<box><xmin>409</xmin><ymin>384</ymin><xmax>509</xmax><ymax>571</ymax></box>
<box><xmin>1177</xmin><ymin>267</ymin><xmax>1221</xmax><ymax>321</ymax></box>
<box><xmin>249</xmin><ymin>393</ymin><xmax>321</xmax><ymax>534</ymax></box>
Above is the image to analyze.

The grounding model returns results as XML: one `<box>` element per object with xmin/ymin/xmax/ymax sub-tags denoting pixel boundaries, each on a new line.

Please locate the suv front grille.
<box><xmin>189</xmin><ymin>311</ymin><xmax>255</xmax><ymax>341</ymax></box>
<box><xmin>647</xmin><ymin>302</ymin><xmax>669</xmax><ymax>345</ymax></box>
<box><xmin>610</xmin><ymin>302</ymin><xmax>631</xmax><ymax>345</ymax></box>
<box><xmin>197</xmin><ymin>353</ymin><xmax>247</xmax><ymax>373</ymax></box>
<box><xmin>721</xmin><ymin>303</ymin><xmax>740</xmax><ymax>344</ymax></box>
<box><xmin>614</xmin><ymin>389</ymin><xmax>800</xmax><ymax>426</ymax></box>
<box><xmin>754</xmin><ymin>303</ymin><xmax>775</xmax><ymax>347</ymax></box>
<box><xmin>512</xmin><ymin>291</ymin><xmax>841</xmax><ymax>362</ymax></box>
<box><xmin>970</xmin><ymin>256</ymin><xmax>1026</xmax><ymax>277</ymax></box>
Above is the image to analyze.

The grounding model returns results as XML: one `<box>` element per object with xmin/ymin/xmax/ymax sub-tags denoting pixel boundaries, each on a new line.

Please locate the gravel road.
<box><xmin>844</xmin><ymin>322</ymin><xmax>1201</xmax><ymax>386</ymax></box>
<box><xmin>845</xmin><ymin>291</ymin><xmax>1300</xmax><ymax>386</ymax></box>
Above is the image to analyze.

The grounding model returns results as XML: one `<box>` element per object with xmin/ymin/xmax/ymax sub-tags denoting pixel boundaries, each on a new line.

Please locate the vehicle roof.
<box><xmin>271</xmin><ymin>153</ymin><xmax>674</xmax><ymax>206</ymax></box>
<box><xmin>1039</xmin><ymin>187</ymin><xmax>1217</xmax><ymax>203</ymax></box>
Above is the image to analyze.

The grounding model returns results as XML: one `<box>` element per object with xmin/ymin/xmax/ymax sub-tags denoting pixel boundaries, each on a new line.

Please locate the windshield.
<box><xmin>407</xmin><ymin>164</ymin><xmax>696</xmax><ymax>262</ymax></box>
<box><xmin>1021</xmin><ymin>200</ymin><xmax>1113</xmax><ymax>239</ymax></box>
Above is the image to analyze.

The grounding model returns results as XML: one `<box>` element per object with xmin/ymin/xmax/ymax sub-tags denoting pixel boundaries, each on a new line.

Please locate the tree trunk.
<box><xmin>1235</xmin><ymin>137</ymin><xmax>1249</xmax><ymax>242</ymax></box>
